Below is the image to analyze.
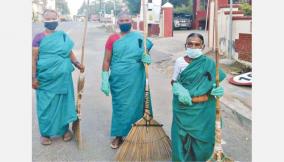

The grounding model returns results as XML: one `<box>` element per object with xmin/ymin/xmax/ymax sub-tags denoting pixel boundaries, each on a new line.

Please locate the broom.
<box><xmin>207</xmin><ymin>0</ymin><xmax>234</xmax><ymax>161</ymax></box>
<box><xmin>115</xmin><ymin>0</ymin><xmax>172</xmax><ymax>161</ymax></box>
<box><xmin>72</xmin><ymin>0</ymin><xmax>89</xmax><ymax>150</ymax></box>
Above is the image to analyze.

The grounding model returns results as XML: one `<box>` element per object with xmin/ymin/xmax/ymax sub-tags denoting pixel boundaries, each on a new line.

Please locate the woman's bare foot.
<box><xmin>40</xmin><ymin>136</ymin><xmax>52</xmax><ymax>145</ymax></box>
<box><xmin>110</xmin><ymin>136</ymin><xmax>123</xmax><ymax>149</ymax></box>
<box><xmin>63</xmin><ymin>130</ymin><xmax>73</xmax><ymax>142</ymax></box>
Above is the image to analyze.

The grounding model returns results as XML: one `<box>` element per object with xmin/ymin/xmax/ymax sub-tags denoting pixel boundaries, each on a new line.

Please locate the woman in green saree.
<box><xmin>171</xmin><ymin>33</ymin><xmax>226</xmax><ymax>161</ymax></box>
<box><xmin>32</xmin><ymin>10</ymin><xmax>84</xmax><ymax>145</ymax></box>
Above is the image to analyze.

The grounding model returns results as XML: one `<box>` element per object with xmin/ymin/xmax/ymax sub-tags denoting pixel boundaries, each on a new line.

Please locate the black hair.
<box><xmin>186</xmin><ymin>33</ymin><xmax>204</xmax><ymax>45</ymax></box>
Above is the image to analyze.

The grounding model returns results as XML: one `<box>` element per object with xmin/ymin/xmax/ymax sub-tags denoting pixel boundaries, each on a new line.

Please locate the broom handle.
<box><xmin>76</xmin><ymin>0</ymin><xmax>89</xmax><ymax>115</ymax></box>
<box><xmin>80</xmin><ymin>0</ymin><xmax>89</xmax><ymax>65</ymax></box>
<box><xmin>213</xmin><ymin>0</ymin><xmax>223</xmax><ymax>157</ymax></box>
<box><xmin>142</xmin><ymin>0</ymin><xmax>151</xmax><ymax>121</ymax></box>
<box><xmin>80</xmin><ymin>15</ymin><xmax>87</xmax><ymax>65</ymax></box>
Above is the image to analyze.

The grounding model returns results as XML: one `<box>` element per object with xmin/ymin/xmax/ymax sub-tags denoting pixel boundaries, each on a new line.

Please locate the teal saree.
<box><xmin>36</xmin><ymin>31</ymin><xmax>77</xmax><ymax>137</ymax></box>
<box><xmin>109</xmin><ymin>31</ymin><xmax>153</xmax><ymax>137</ymax></box>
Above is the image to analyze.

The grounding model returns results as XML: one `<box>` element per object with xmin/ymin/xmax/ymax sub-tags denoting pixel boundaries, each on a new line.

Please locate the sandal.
<box><xmin>110</xmin><ymin>137</ymin><xmax>123</xmax><ymax>149</ymax></box>
<box><xmin>63</xmin><ymin>130</ymin><xmax>73</xmax><ymax>142</ymax></box>
<box><xmin>40</xmin><ymin>136</ymin><xmax>52</xmax><ymax>145</ymax></box>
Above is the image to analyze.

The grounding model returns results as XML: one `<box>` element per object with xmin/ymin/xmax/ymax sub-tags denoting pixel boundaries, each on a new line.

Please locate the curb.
<box><xmin>220</xmin><ymin>100</ymin><xmax>251</xmax><ymax>131</ymax></box>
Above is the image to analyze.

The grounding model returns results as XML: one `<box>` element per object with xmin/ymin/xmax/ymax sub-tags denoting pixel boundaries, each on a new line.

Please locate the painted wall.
<box><xmin>208</xmin><ymin>3</ymin><xmax>252</xmax><ymax>64</ymax></box>
<box><xmin>218</xmin><ymin>8</ymin><xmax>244</xmax><ymax>56</ymax></box>
<box><xmin>232</xmin><ymin>18</ymin><xmax>252</xmax><ymax>62</ymax></box>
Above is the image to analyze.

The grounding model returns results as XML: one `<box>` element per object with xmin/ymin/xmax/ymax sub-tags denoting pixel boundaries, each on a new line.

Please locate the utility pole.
<box><xmin>100</xmin><ymin>0</ymin><xmax>102</xmax><ymax>16</ymax></box>
<box><xmin>104</xmin><ymin>1</ymin><xmax>106</xmax><ymax>16</ymax></box>
<box><xmin>219</xmin><ymin>0</ymin><xmax>235</xmax><ymax>65</ymax></box>
<box><xmin>114</xmin><ymin>0</ymin><xmax>116</xmax><ymax>16</ymax></box>
<box><xmin>87</xmin><ymin>0</ymin><xmax>90</xmax><ymax>20</ymax></box>
<box><xmin>228</xmin><ymin>0</ymin><xmax>233</xmax><ymax>60</ymax></box>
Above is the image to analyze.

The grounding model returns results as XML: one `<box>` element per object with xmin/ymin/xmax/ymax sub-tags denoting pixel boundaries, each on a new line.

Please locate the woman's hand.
<box><xmin>78</xmin><ymin>63</ymin><xmax>85</xmax><ymax>73</ymax></box>
<box><xmin>70</xmin><ymin>51</ymin><xmax>85</xmax><ymax>73</ymax></box>
<box><xmin>210</xmin><ymin>83</ymin><xmax>224</xmax><ymax>98</ymax></box>
<box><xmin>32</xmin><ymin>79</ymin><xmax>39</xmax><ymax>89</ymax></box>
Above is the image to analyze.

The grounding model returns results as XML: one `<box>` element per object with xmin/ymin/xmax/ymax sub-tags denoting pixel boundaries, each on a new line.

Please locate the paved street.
<box><xmin>32</xmin><ymin>22</ymin><xmax>251</xmax><ymax>162</ymax></box>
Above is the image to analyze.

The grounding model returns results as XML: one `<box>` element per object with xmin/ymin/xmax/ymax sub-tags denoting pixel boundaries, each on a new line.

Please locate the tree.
<box><xmin>56</xmin><ymin>0</ymin><xmax>70</xmax><ymax>15</ymax></box>
<box><xmin>77</xmin><ymin>1</ymin><xmax>87</xmax><ymax>16</ymax></box>
<box><xmin>173</xmin><ymin>0</ymin><xmax>193</xmax><ymax>14</ymax></box>
<box><xmin>240</xmin><ymin>2</ymin><xmax>251</xmax><ymax>16</ymax></box>
<box><xmin>169</xmin><ymin>0</ymin><xmax>190</xmax><ymax>7</ymax></box>
<box><xmin>125</xmin><ymin>0</ymin><xmax>141</xmax><ymax>15</ymax></box>
<box><xmin>124</xmin><ymin>0</ymin><xmax>193</xmax><ymax>15</ymax></box>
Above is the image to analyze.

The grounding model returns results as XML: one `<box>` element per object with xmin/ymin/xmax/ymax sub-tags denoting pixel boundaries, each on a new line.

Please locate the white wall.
<box><xmin>219</xmin><ymin>13</ymin><xmax>244</xmax><ymax>56</ymax></box>
<box><xmin>208</xmin><ymin>2</ymin><xmax>252</xmax><ymax>63</ymax></box>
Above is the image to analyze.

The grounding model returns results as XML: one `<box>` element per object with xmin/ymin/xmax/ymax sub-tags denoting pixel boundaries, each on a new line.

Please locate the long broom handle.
<box><xmin>142</xmin><ymin>0</ymin><xmax>151</xmax><ymax>121</ymax></box>
<box><xmin>76</xmin><ymin>0</ymin><xmax>89</xmax><ymax>115</ymax></box>
<box><xmin>213</xmin><ymin>0</ymin><xmax>223</xmax><ymax>153</ymax></box>
<box><xmin>80</xmin><ymin>0</ymin><xmax>89</xmax><ymax>65</ymax></box>
<box><xmin>80</xmin><ymin>16</ymin><xmax>87</xmax><ymax>65</ymax></box>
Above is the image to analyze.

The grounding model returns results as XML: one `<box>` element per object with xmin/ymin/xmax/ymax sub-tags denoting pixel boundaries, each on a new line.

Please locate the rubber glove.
<box><xmin>210</xmin><ymin>83</ymin><xmax>224</xmax><ymax>98</ymax></box>
<box><xmin>146</xmin><ymin>39</ymin><xmax>153</xmax><ymax>51</ymax></box>
<box><xmin>142</xmin><ymin>54</ymin><xmax>152</xmax><ymax>65</ymax></box>
<box><xmin>101</xmin><ymin>71</ymin><xmax>110</xmax><ymax>96</ymax></box>
<box><xmin>172</xmin><ymin>82</ymin><xmax>192</xmax><ymax>105</ymax></box>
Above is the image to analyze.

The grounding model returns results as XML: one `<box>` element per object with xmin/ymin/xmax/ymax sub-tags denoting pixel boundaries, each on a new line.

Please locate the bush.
<box><xmin>240</xmin><ymin>3</ymin><xmax>252</xmax><ymax>16</ymax></box>
<box><xmin>174</xmin><ymin>4</ymin><xmax>192</xmax><ymax>14</ymax></box>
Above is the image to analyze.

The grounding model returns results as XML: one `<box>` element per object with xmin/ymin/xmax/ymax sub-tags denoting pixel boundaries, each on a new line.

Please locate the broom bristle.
<box><xmin>115</xmin><ymin>118</ymin><xmax>172</xmax><ymax>161</ymax></box>
<box><xmin>72</xmin><ymin>120</ymin><xmax>83</xmax><ymax>149</ymax></box>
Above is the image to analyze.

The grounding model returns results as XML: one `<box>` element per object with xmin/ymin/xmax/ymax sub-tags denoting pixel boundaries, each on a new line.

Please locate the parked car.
<box><xmin>173</xmin><ymin>13</ymin><xmax>192</xmax><ymax>30</ymax></box>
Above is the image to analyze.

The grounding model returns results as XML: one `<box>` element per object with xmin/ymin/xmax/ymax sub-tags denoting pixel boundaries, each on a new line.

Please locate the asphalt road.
<box><xmin>32</xmin><ymin>21</ymin><xmax>251</xmax><ymax>162</ymax></box>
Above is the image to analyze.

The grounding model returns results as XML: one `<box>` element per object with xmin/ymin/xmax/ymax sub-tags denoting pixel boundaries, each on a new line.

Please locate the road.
<box><xmin>32</xmin><ymin>21</ymin><xmax>251</xmax><ymax>162</ymax></box>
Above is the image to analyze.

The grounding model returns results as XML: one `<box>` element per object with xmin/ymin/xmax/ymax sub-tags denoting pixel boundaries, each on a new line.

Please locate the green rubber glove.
<box><xmin>142</xmin><ymin>54</ymin><xmax>152</xmax><ymax>65</ymax></box>
<box><xmin>172</xmin><ymin>82</ymin><xmax>192</xmax><ymax>105</ymax></box>
<box><xmin>210</xmin><ymin>83</ymin><xmax>224</xmax><ymax>98</ymax></box>
<box><xmin>101</xmin><ymin>71</ymin><xmax>110</xmax><ymax>96</ymax></box>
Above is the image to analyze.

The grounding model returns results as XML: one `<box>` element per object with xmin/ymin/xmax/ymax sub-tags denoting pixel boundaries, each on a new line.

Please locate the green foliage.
<box><xmin>56</xmin><ymin>0</ymin><xmax>70</xmax><ymax>15</ymax></box>
<box><xmin>77</xmin><ymin>1</ymin><xmax>87</xmax><ymax>16</ymax></box>
<box><xmin>240</xmin><ymin>3</ymin><xmax>252</xmax><ymax>16</ymax></box>
<box><xmin>174</xmin><ymin>4</ymin><xmax>192</xmax><ymax>14</ymax></box>
<box><xmin>169</xmin><ymin>0</ymin><xmax>190</xmax><ymax>7</ymax></box>
<box><xmin>78</xmin><ymin>0</ymin><xmax>124</xmax><ymax>16</ymax></box>
<box><xmin>82</xmin><ymin>0</ymin><xmax>122</xmax><ymax>15</ymax></box>
<box><xmin>124</xmin><ymin>0</ymin><xmax>194</xmax><ymax>15</ymax></box>
<box><xmin>125</xmin><ymin>0</ymin><xmax>141</xmax><ymax>15</ymax></box>
<box><xmin>173</xmin><ymin>0</ymin><xmax>193</xmax><ymax>14</ymax></box>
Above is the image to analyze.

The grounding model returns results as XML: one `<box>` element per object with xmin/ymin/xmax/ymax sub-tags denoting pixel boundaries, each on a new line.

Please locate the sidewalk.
<box><xmin>149</xmin><ymin>30</ymin><xmax>252</xmax><ymax>130</ymax></box>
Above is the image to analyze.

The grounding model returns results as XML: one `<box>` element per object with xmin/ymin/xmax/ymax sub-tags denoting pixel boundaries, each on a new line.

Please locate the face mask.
<box><xmin>119</xmin><ymin>23</ymin><xmax>132</xmax><ymax>33</ymax></box>
<box><xmin>186</xmin><ymin>48</ymin><xmax>203</xmax><ymax>59</ymax></box>
<box><xmin>44</xmin><ymin>20</ymin><xmax>58</xmax><ymax>30</ymax></box>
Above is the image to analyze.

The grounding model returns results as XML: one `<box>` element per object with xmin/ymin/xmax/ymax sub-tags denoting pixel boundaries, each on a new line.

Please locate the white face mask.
<box><xmin>186</xmin><ymin>48</ymin><xmax>203</xmax><ymax>59</ymax></box>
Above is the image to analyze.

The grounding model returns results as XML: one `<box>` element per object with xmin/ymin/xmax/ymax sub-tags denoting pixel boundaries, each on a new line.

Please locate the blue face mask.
<box><xmin>186</xmin><ymin>48</ymin><xmax>203</xmax><ymax>59</ymax></box>
<box><xmin>119</xmin><ymin>23</ymin><xmax>132</xmax><ymax>33</ymax></box>
<box><xmin>44</xmin><ymin>21</ymin><xmax>58</xmax><ymax>30</ymax></box>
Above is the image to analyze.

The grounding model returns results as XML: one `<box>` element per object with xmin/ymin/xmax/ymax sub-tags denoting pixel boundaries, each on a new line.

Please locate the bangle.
<box><xmin>73</xmin><ymin>61</ymin><xmax>80</xmax><ymax>66</ymax></box>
